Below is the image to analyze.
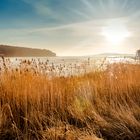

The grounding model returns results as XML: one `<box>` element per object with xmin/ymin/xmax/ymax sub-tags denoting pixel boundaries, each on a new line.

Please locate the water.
<box><xmin>0</xmin><ymin>56</ymin><xmax>137</xmax><ymax>76</ymax></box>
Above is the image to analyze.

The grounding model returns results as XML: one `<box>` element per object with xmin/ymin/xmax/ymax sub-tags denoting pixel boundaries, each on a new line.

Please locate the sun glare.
<box><xmin>102</xmin><ymin>23</ymin><xmax>131</xmax><ymax>44</ymax></box>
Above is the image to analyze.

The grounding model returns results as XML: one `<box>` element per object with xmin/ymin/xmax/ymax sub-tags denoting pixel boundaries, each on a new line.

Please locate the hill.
<box><xmin>0</xmin><ymin>45</ymin><xmax>56</xmax><ymax>57</ymax></box>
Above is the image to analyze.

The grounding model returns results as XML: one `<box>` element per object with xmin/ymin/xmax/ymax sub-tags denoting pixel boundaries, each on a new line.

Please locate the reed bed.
<box><xmin>0</xmin><ymin>57</ymin><xmax>140</xmax><ymax>140</ymax></box>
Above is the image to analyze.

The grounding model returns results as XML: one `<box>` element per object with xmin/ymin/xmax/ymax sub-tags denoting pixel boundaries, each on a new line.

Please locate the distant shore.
<box><xmin>0</xmin><ymin>45</ymin><xmax>56</xmax><ymax>57</ymax></box>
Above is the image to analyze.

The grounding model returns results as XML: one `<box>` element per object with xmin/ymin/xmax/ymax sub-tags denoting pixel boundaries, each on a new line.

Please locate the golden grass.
<box><xmin>0</xmin><ymin>58</ymin><xmax>140</xmax><ymax>140</ymax></box>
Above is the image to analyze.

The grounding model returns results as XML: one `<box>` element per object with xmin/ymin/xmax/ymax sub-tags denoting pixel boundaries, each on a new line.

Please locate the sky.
<box><xmin>0</xmin><ymin>0</ymin><xmax>140</xmax><ymax>56</ymax></box>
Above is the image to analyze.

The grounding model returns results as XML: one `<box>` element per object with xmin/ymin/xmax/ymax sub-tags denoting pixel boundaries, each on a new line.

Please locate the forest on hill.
<box><xmin>0</xmin><ymin>45</ymin><xmax>56</xmax><ymax>57</ymax></box>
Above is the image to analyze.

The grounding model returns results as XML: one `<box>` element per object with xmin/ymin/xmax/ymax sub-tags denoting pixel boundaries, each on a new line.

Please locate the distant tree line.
<box><xmin>0</xmin><ymin>45</ymin><xmax>56</xmax><ymax>57</ymax></box>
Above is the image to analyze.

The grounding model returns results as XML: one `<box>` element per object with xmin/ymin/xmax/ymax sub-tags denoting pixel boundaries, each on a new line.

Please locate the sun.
<box><xmin>102</xmin><ymin>23</ymin><xmax>131</xmax><ymax>44</ymax></box>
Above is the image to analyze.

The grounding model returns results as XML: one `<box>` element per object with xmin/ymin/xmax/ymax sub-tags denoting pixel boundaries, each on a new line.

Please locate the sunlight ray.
<box><xmin>121</xmin><ymin>0</ymin><xmax>128</xmax><ymax>9</ymax></box>
<box><xmin>99</xmin><ymin>0</ymin><xmax>106</xmax><ymax>11</ymax></box>
<box><xmin>69</xmin><ymin>8</ymin><xmax>91</xmax><ymax>19</ymax></box>
<box><xmin>80</xmin><ymin>0</ymin><xmax>94</xmax><ymax>10</ymax></box>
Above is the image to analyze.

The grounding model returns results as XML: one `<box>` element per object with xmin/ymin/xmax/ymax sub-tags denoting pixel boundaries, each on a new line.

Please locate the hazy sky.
<box><xmin>0</xmin><ymin>0</ymin><xmax>140</xmax><ymax>56</ymax></box>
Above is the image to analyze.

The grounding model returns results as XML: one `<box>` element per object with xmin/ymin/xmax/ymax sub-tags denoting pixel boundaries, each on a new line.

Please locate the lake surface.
<box><xmin>0</xmin><ymin>56</ymin><xmax>137</xmax><ymax>76</ymax></box>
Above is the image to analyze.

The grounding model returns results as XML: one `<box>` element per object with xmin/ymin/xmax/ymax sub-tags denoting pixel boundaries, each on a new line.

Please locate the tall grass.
<box><xmin>0</xmin><ymin>58</ymin><xmax>140</xmax><ymax>140</ymax></box>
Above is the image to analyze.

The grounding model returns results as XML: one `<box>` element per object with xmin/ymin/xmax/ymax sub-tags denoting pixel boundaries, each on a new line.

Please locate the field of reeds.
<box><xmin>0</xmin><ymin>57</ymin><xmax>140</xmax><ymax>140</ymax></box>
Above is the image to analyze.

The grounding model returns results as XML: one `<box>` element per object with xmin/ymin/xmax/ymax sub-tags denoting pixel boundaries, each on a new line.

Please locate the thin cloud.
<box><xmin>21</xmin><ymin>0</ymin><xmax>58</xmax><ymax>18</ymax></box>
